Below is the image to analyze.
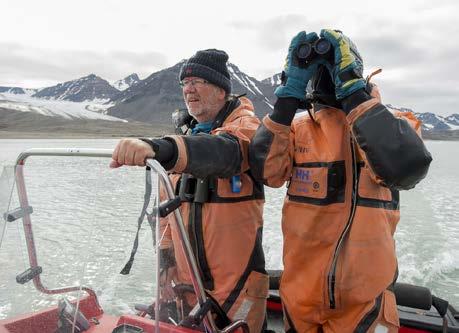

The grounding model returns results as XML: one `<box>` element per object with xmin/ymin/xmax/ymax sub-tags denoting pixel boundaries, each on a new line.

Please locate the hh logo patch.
<box><xmin>295</xmin><ymin>168</ymin><xmax>310</xmax><ymax>182</ymax></box>
<box><xmin>288</xmin><ymin>167</ymin><xmax>327</xmax><ymax>199</ymax></box>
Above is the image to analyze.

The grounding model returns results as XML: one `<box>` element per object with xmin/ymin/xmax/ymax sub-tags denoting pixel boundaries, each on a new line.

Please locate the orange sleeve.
<box><xmin>249</xmin><ymin>115</ymin><xmax>294</xmax><ymax>188</ymax></box>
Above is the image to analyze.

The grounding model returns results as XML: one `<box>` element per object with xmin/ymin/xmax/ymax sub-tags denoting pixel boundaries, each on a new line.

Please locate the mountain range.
<box><xmin>107</xmin><ymin>61</ymin><xmax>275</xmax><ymax>123</ymax></box>
<box><xmin>1</xmin><ymin>63</ymin><xmax>458</xmax><ymax>139</ymax></box>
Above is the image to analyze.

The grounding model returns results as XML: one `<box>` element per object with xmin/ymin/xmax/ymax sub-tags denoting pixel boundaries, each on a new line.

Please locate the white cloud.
<box><xmin>0</xmin><ymin>0</ymin><xmax>458</xmax><ymax>115</ymax></box>
<box><xmin>0</xmin><ymin>43</ymin><xmax>166</xmax><ymax>87</ymax></box>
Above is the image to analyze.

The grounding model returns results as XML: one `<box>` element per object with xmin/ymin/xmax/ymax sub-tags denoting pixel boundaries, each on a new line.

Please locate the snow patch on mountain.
<box><xmin>387</xmin><ymin>104</ymin><xmax>458</xmax><ymax>131</ymax></box>
<box><xmin>445</xmin><ymin>114</ymin><xmax>459</xmax><ymax>126</ymax></box>
<box><xmin>229</xmin><ymin>63</ymin><xmax>270</xmax><ymax>96</ymax></box>
<box><xmin>227</xmin><ymin>63</ymin><xmax>274</xmax><ymax>110</ymax></box>
<box><xmin>112</xmin><ymin>73</ymin><xmax>140</xmax><ymax>91</ymax></box>
<box><xmin>0</xmin><ymin>86</ymin><xmax>38</xmax><ymax>95</ymax></box>
<box><xmin>262</xmin><ymin>73</ymin><xmax>282</xmax><ymax>86</ymax></box>
<box><xmin>228</xmin><ymin>65</ymin><xmax>256</xmax><ymax>95</ymax></box>
<box><xmin>0</xmin><ymin>92</ymin><xmax>123</xmax><ymax>122</ymax></box>
<box><xmin>264</xmin><ymin>100</ymin><xmax>274</xmax><ymax>109</ymax></box>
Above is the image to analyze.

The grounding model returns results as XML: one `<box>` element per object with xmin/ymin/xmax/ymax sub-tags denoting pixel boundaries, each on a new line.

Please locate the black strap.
<box><xmin>194</xmin><ymin>202</ymin><xmax>214</xmax><ymax>289</ymax></box>
<box><xmin>354</xmin><ymin>293</ymin><xmax>383</xmax><ymax>333</ymax></box>
<box><xmin>221</xmin><ymin>227</ymin><xmax>266</xmax><ymax>312</ymax></box>
<box><xmin>204</xmin><ymin>291</ymin><xmax>232</xmax><ymax>329</ymax></box>
<box><xmin>120</xmin><ymin>167</ymin><xmax>154</xmax><ymax>275</ymax></box>
<box><xmin>187</xmin><ymin>201</ymin><xmax>214</xmax><ymax>290</ymax></box>
<box><xmin>174</xmin><ymin>285</ymin><xmax>232</xmax><ymax>330</ymax></box>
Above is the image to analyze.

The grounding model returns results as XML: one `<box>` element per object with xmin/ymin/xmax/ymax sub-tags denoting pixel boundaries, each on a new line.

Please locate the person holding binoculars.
<box><xmin>249</xmin><ymin>29</ymin><xmax>432</xmax><ymax>332</ymax></box>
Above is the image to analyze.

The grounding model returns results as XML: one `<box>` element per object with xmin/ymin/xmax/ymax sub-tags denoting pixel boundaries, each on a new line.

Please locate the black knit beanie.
<box><xmin>179</xmin><ymin>49</ymin><xmax>232</xmax><ymax>94</ymax></box>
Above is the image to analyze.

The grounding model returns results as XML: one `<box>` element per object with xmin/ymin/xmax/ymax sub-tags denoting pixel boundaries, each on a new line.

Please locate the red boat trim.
<box><xmin>267</xmin><ymin>300</ymin><xmax>282</xmax><ymax>312</ymax></box>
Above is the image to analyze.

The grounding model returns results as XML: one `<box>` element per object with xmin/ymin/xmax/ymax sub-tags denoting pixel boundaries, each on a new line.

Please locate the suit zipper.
<box><xmin>327</xmin><ymin>138</ymin><xmax>359</xmax><ymax>309</ymax></box>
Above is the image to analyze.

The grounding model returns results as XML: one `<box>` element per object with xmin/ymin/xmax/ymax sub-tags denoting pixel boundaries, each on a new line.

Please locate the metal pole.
<box><xmin>147</xmin><ymin>159</ymin><xmax>218</xmax><ymax>332</ymax></box>
<box><xmin>14</xmin><ymin>148</ymin><xmax>218</xmax><ymax>332</ymax></box>
<box><xmin>14</xmin><ymin>149</ymin><xmax>114</xmax><ymax>300</ymax></box>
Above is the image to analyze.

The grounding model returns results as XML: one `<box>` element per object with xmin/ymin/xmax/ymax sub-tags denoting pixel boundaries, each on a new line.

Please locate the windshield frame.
<box><xmin>6</xmin><ymin>147</ymin><xmax>218</xmax><ymax>332</ymax></box>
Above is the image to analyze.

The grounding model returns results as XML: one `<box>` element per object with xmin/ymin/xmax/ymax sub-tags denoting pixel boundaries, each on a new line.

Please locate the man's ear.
<box><xmin>216</xmin><ymin>86</ymin><xmax>226</xmax><ymax>100</ymax></box>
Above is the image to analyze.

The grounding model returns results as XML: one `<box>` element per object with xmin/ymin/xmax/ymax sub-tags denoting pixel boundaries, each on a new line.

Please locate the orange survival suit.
<box><xmin>153</xmin><ymin>96</ymin><xmax>268</xmax><ymax>333</ymax></box>
<box><xmin>249</xmin><ymin>85</ymin><xmax>432</xmax><ymax>332</ymax></box>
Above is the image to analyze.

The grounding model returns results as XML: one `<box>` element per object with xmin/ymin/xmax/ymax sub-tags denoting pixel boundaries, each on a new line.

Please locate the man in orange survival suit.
<box><xmin>249</xmin><ymin>29</ymin><xmax>432</xmax><ymax>332</ymax></box>
<box><xmin>111</xmin><ymin>49</ymin><xmax>268</xmax><ymax>332</ymax></box>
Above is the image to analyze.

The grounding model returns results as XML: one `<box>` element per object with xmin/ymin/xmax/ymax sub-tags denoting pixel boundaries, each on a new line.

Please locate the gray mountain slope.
<box><xmin>107</xmin><ymin>62</ymin><xmax>276</xmax><ymax>124</ymax></box>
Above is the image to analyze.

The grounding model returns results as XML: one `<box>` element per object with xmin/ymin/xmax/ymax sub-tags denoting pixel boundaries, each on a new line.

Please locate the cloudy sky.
<box><xmin>1</xmin><ymin>0</ymin><xmax>458</xmax><ymax>115</ymax></box>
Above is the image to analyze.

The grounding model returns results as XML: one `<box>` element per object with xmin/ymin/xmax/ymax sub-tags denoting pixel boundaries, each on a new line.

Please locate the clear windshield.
<box><xmin>0</xmin><ymin>151</ymin><xmax>227</xmax><ymax>333</ymax></box>
<box><xmin>0</xmin><ymin>154</ymin><xmax>160</xmax><ymax>332</ymax></box>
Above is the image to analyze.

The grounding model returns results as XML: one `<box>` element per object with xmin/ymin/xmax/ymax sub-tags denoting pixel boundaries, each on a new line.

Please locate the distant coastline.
<box><xmin>1</xmin><ymin>107</ymin><xmax>458</xmax><ymax>141</ymax></box>
<box><xmin>422</xmin><ymin>130</ymin><xmax>459</xmax><ymax>141</ymax></box>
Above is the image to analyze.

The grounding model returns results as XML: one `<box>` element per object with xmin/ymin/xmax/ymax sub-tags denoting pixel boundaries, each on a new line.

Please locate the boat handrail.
<box><xmin>12</xmin><ymin>148</ymin><xmax>218</xmax><ymax>332</ymax></box>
